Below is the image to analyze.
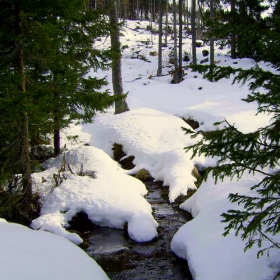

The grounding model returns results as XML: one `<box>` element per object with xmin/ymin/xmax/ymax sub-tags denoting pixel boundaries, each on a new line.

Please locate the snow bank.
<box><xmin>0</xmin><ymin>219</ymin><xmax>109</xmax><ymax>280</ymax></box>
<box><xmin>171</xmin><ymin>173</ymin><xmax>280</xmax><ymax>280</ymax></box>
<box><xmin>32</xmin><ymin>146</ymin><xmax>158</xmax><ymax>244</ymax></box>
<box><xmin>83</xmin><ymin>108</ymin><xmax>208</xmax><ymax>202</ymax></box>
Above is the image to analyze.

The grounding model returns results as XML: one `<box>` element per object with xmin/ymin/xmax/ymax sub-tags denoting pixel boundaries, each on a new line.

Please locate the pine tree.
<box><xmin>211</xmin><ymin>0</ymin><xmax>269</xmax><ymax>60</ymax></box>
<box><xmin>183</xmin><ymin>7</ymin><xmax>280</xmax><ymax>256</ymax></box>
<box><xmin>0</xmin><ymin>0</ymin><xmax>118</xmax><ymax>219</ymax></box>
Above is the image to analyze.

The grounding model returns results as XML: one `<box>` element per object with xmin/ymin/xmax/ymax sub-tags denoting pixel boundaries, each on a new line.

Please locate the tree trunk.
<box><xmin>109</xmin><ymin>0</ymin><xmax>130</xmax><ymax>114</ymax></box>
<box><xmin>191</xmin><ymin>0</ymin><xmax>197</xmax><ymax>64</ymax></box>
<box><xmin>186</xmin><ymin>0</ymin><xmax>189</xmax><ymax>31</ymax></box>
<box><xmin>231</xmin><ymin>0</ymin><xmax>236</xmax><ymax>58</ymax></box>
<box><xmin>172</xmin><ymin>0</ymin><xmax>180</xmax><ymax>83</ymax></box>
<box><xmin>165</xmin><ymin>0</ymin><xmax>168</xmax><ymax>46</ymax></box>
<box><xmin>136</xmin><ymin>0</ymin><xmax>139</xmax><ymax>20</ymax></box>
<box><xmin>157</xmin><ymin>0</ymin><xmax>163</xmax><ymax>76</ymax></box>
<box><xmin>16</xmin><ymin>5</ymin><xmax>32</xmax><ymax>201</ymax></box>
<box><xmin>178</xmin><ymin>0</ymin><xmax>184</xmax><ymax>82</ymax></box>
<box><xmin>210</xmin><ymin>0</ymin><xmax>215</xmax><ymax>65</ymax></box>
<box><xmin>54</xmin><ymin>114</ymin><xmax>61</xmax><ymax>156</ymax></box>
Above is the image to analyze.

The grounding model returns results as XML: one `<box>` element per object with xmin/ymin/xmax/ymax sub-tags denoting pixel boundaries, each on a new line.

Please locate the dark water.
<box><xmin>86</xmin><ymin>181</ymin><xmax>193</xmax><ymax>280</ymax></box>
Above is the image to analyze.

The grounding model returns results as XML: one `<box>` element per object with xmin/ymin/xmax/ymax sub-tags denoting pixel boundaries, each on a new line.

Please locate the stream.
<box><xmin>86</xmin><ymin>180</ymin><xmax>193</xmax><ymax>280</ymax></box>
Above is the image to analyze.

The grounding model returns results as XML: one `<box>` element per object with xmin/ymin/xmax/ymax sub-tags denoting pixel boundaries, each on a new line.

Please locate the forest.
<box><xmin>0</xmin><ymin>0</ymin><xmax>280</xmax><ymax>279</ymax></box>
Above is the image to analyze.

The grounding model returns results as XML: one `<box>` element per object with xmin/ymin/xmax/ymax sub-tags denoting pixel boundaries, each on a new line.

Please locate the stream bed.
<box><xmin>86</xmin><ymin>180</ymin><xmax>193</xmax><ymax>280</ymax></box>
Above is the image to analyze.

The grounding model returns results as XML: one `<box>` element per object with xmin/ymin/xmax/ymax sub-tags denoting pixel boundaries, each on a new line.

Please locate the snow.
<box><xmin>171</xmin><ymin>173</ymin><xmax>280</xmax><ymax>280</ymax></box>
<box><xmin>3</xmin><ymin>19</ymin><xmax>279</xmax><ymax>280</ymax></box>
<box><xmin>31</xmin><ymin>146</ymin><xmax>158</xmax><ymax>243</ymax></box>
<box><xmin>83</xmin><ymin>108</ymin><xmax>205</xmax><ymax>202</ymax></box>
<box><xmin>0</xmin><ymin>218</ymin><xmax>109</xmax><ymax>280</ymax></box>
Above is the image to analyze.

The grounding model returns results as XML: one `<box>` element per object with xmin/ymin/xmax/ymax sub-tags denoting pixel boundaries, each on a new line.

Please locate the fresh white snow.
<box><xmin>3</xmin><ymin>19</ymin><xmax>279</xmax><ymax>280</ymax></box>
<box><xmin>0</xmin><ymin>218</ymin><xmax>109</xmax><ymax>280</ymax></box>
<box><xmin>31</xmin><ymin>146</ymin><xmax>158</xmax><ymax>244</ymax></box>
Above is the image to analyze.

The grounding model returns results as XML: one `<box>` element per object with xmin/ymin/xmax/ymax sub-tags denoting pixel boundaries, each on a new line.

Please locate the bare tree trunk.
<box><xmin>172</xmin><ymin>0</ymin><xmax>180</xmax><ymax>83</ymax></box>
<box><xmin>173</xmin><ymin>0</ymin><xmax>178</xmax><ymax>70</ymax></box>
<box><xmin>109</xmin><ymin>0</ymin><xmax>130</xmax><ymax>114</ymax></box>
<box><xmin>186</xmin><ymin>0</ymin><xmax>189</xmax><ymax>30</ymax></box>
<box><xmin>165</xmin><ymin>0</ymin><xmax>168</xmax><ymax>46</ymax></box>
<box><xmin>191</xmin><ymin>0</ymin><xmax>197</xmax><ymax>64</ymax></box>
<box><xmin>157</xmin><ymin>0</ymin><xmax>163</xmax><ymax>76</ymax></box>
<box><xmin>178</xmin><ymin>0</ymin><xmax>184</xmax><ymax>82</ymax></box>
<box><xmin>149</xmin><ymin>0</ymin><xmax>154</xmax><ymax>43</ymax></box>
<box><xmin>53</xmin><ymin>113</ymin><xmax>60</xmax><ymax>155</ymax></box>
<box><xmin>231</xmin><ymin>0</ymin><xmax>236</xmax><ymax>58</ymax></box>
<box><xmin>16</xmin><ymin>5</ymin><xmax>32</xmax><ymax>201</ymax></box>
<box><xmin>136</xmin><ymin>0</ymin><xmax>139</xmax><ymax>20</ymax></box>
<box><xmin>210</xmin><ymin>0</ymin><xmax>215</xmax><ymax>65</ymax></box>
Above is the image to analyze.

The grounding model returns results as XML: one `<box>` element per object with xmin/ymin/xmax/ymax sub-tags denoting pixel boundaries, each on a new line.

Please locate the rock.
<box><xmin>192</xmin><ymin>165</ymin><xmax>202</xmax><ymax>188</ymax></box>
<box><xmin>202</xmin><ymin>49</ymin><xmax>209</xmax><ymax>57</ymax></box>
<box><xmin>183</xmin><ymin>54</ymin><xmax>190</xmax><ymax>62</ymax></box>
<box><xmin>68</xmin><ymin>212</ymin><xmax>98</xmax><ymax>233</ymax></box>
<box><xmin>113</xmin><ymin>143</ymin><xmax>125</xmax><ymax>162</ymax></box>
<box><xmin>120</xmin><ymin>156</ymin><xmax>135</xmax><ymax>170</ymax></box>
<box><xmin>149</xmin><ymin>51</ymin><xmax>158</xmax><ymax>56</ymax></box>
<box><xmin>182</xmin><ymin>117</ymin><xmax>200</xmax><ymax>129</ymax></box>
<box><xmin>196</xmin><ymin>40</ymin><xmax>203</xmax><ymax>47</ymax></box>
<box><xmin>135</xmin><ymin>169</ymin><xmax>152</xmax><ymax>181</ymax></box>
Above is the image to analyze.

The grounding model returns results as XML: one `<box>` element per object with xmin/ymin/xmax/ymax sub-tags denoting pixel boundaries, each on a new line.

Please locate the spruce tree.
<box><xmin>0</xmin><ymin>0</ymin><xmax>118</xmax><ymax>219</ymax></box>
<box><xmin>183</xmin><ymin>7</ymin><xmax>280</xmax><ymax>256</ymax></box>
<box><xmin>211</xmin><ymin>0</ymin><xmax>269</xmax><ymax>60</ymax></box>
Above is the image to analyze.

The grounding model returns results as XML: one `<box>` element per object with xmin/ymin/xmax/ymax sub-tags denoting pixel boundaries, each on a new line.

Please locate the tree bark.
<box><xmin>171</xmin><ymin>0</ymin><xmax>180</xmax><ymax>83</ymax></box>
<box><xmin>191</xmin><ymin>0</ymin><xmax>197</xmax><ymax>64</ymax></box>
<box><xmin>16</xmin><ymin>5</ymin><xmax>32</xmax><ymax>201</ymax></box>
<box><xmin>157</xmin><ymin>0</ymin><xmax>163</xmax><ymax>76</ymax></box>
<box><xmin>178</xmin><ymin>0</ymin><xmax>184</xmax><ymax>82</ymax></box>
<box><xmin>109</xmin><ymin>0</ymin><xmax>130</xmax><ymax>114</ymax></box>
<box><xmin>165</xmin><ymin>0</ymin><xmax>168</xmax><ymax>46</ymax></box>
<box><xmin>54</xmin><ymin>113</ymin><xmax>60</xmax><ymax>156</ymax></box>
<box><xmin>231</xmin><ymin>0</ymin><xmax>236</xmax><ymax>58</ymax></box>
<box><xmin>210</xmin><ymin>0</ymin><xmax>215</xmax><ymax>65</ymax></box>
<box><xmin>173</xmin><ymin>0</ymin><xmax>178</xmax><ymax>70</ymax></box>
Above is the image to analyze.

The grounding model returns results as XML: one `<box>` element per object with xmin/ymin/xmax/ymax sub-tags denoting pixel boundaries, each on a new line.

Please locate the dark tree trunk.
<box><xmin>210</xmin><ymin>0</ymin><xmax>215</xmax><ymax>65</ymax></box>
<box><xmin>171</xmin><ymin>0</ymin><xmax>180</xmax><ymax>84</ymax></box>
<box><xmin>109</xmin><ymin>0</ymin><xmax>130</xmax><ymax>114</ymax></box>
<box><xmin>157</xmin><ymin>0</ymin><xmax>163</xmax><ymax>76</ymax></box>
<box><xmin>16</xmin><ymin>5</ymin><xmax>32</xmax><ymax>201</ymax></box>
<box><xmin>231</xmin><ymin>0</ymin><xmax>236</xmax><ymax>58</ymax></box>
<box><xmin>165</xmin><ymin>0</ymin><xmax>168</xmax><ymax>46</ymax></box>
<box><xmin>191</xmin><ymin>0</ymin><xmax>197</xmax><ymax>64</ymax></box>
<box><xmin>54</xmin><ymin>115</ymin><xmax>60</xmax><ymax>156</ymax></box>
<box><xmin>178</xmin><ymin>0</ymin><xmax>184</xmax><ymax>82</ymax></box>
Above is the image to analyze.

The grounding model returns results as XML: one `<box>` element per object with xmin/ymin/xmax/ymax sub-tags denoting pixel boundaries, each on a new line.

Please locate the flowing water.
<box><xmin>86</xmin><ymin>180</ymin><xmax>193</xmax><ymax>280</ymax></box>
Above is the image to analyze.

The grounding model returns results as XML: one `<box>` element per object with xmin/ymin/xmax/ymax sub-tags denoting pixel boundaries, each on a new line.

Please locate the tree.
<box><xmin>108</xmin><ymin>0</ymin><xmax>130</xmax><ymax>114</ymax></box>
<box><xmin>183</xmin><ymin>6</ymin><xmax>280</xmax><ymax>257</ymax></box>
<box><xmin>157</xmin><ymin>0</ymin><xmax>163</xmax><ymax>76</ymax></box>
<box><xmin>209</xmin><ymin>0</ymin><xmax>215</xmax><ymax>65</ymax></box>
<box><xmin>0</xmin><ymin>0</ymin><xmax>118</xmax><ymax>217</ymax></box>
<box><xmin>210</xmin><ymin>0</ymin><xmax>269</xmax><ymax>60</ymax></box>
<box><xmin>230</xmin><ymin>0</ymin><xmax>236</xmax><ymax>58</ymax></box>
<box><xmin>191</xmin><ymin>0</ymin><xmax>197</xmax><ymax>64</ymax></box>
<box><xmin>45</xmin><ymin>3</ymin><xmax>116</xmax><ymax>155</ymax></box>
<box><xmin>178</xmin><ymin>0</ymin><xmax>184</xmax><ymax>82</ymax></box>
<box><xmin>165</xmin><ymin>0</ymin><xmax>169</xmax><ymax>46</ymax></box>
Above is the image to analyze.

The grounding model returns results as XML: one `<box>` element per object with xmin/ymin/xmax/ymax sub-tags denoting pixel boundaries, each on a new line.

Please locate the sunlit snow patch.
<box><xmin>83</xmin><ymin>108</ymin><xmax>210</xmax><ymax>202</ymax></box>
<box><xmin>0</xmin><ymin>219</ymin><xmax>109</xmax><ymax>280</ymax></box>
<box><xmin>31</xmin><ymin>146</ymin><xmax>158</xmax><ymax>244</ymax></box>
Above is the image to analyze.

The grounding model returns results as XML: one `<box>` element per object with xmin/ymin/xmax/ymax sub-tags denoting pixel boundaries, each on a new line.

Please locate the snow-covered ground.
<box><xmin>3</xmin><ymin>20</ymin><xmax>279</xmax><ymax>280</ymax></box>
<box><xmin>0</xmin><ymin>219</ymin><xmax>109</xmax><ymax>280</ymax></box>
